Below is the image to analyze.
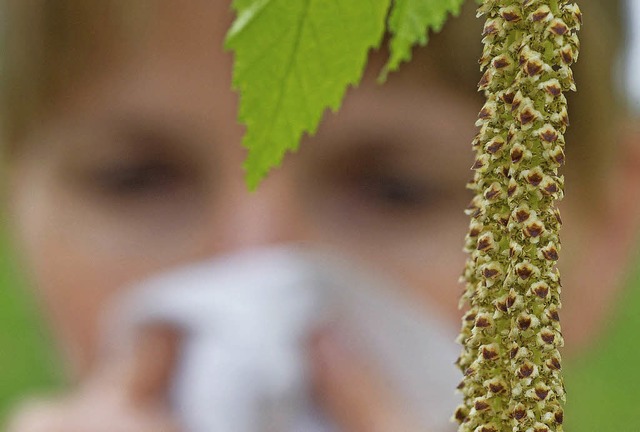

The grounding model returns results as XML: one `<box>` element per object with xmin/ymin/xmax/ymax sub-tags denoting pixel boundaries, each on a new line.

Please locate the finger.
<box><xmin>310</xmin><ymin>331</ymin><xmax>422</xmax><ymax>432</ymax></box>
<box><xmin>6</xmin><ymin>399</ymin><xmax>181</xmax><ymax>432</ymax></box>
<box><xmin>93</xmin><ymin>324</ymin><xmax>182</xmax><ymax>406</ymax></box>
<box><xmin>8</xmin><ymin>326</ymin><xmax>183</xmax><ymax>432</ymax></box>
<box><xmin>5</xmin><ymin>399</ymin><xmax>65</xmax><ymax>432</ymax></box>
<box><xmin>125</xmin><ymin>324</ymin><xmax>182</xmax><ymax>404</ymax></box>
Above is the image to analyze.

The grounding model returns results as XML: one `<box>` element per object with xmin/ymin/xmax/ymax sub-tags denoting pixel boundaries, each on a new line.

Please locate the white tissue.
<box><xmin>105</xmin><ymin>247</ymin><xmax>461</xmax><ymax>432</ymax></box>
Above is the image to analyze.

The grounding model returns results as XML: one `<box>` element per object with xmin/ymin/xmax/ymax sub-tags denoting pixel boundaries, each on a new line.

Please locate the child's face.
<box><xmin>7</xmin><ymin>2</ymin><xmax>477</xmax><ymax>374</ymax></box>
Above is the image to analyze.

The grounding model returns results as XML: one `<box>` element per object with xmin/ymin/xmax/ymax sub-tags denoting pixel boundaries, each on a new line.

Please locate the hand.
<box><xmin>6</xmin><ymin>326</ymin><xmax>182</xmax><ymax>432</ymax></box>
<box><xmin>311</xmin><ymin>331</ymin><xmax>424</xmax><ymax>432</ymax></box>
<box><xmin>8</xmin><ymin>325</ymin><xmax>425</xmax><ymax>432</ymax></box>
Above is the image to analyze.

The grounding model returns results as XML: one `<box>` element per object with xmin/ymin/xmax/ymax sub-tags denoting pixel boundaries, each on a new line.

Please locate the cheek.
<box><xmin>9</xmin><ymin>171</ymin><xmax>189</xmax><ymax>376</ymax></box>
<box><xmin>406</xmin><ymin>215</ymin><xmax>469</xmax><ymax>325</ymax></box>
<box><xmin>317</xmin><ymin>206</ymin><xmax>469</xmax><ymax>326</ymax></box>
<box><xmin>382</xmin><ymin>215</ymin><xmax>468</xmax><ymax>326</ymax></box>
<box><xmin>15</xmin><ymin>204</ymin><xmax>139</xmax><ymax>376</ymax></box>
<box><xmin>28</xmin><ymin>233</ymin><xmax>127</xmax><ymax>375</ymax></box>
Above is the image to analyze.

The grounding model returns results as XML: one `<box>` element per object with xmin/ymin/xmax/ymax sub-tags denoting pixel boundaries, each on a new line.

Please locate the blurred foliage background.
<box><xmin>0</xmin><ymin>229</ymin><xmax>62</xmax><ymax>421</ymax></box>
<box><xmin>564</xmin><ymin>246</ymin><xmax>640</xmax><ymax>431</ymax></box>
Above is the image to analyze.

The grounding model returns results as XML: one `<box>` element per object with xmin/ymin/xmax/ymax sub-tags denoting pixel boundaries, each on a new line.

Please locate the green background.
<box><xmin>0</xmin><ymin>229</ymin><xmax>62</xmax><ymax>421</ymax></box>
<box><xmin>1</xmin><ymin>231</ymin><xmax>639</xmax><ymax>429</ymax></box>
<box><xmin>564</xmin><ymin>246</ymin><xmax>640</xmax><ymax>431</ymax></box>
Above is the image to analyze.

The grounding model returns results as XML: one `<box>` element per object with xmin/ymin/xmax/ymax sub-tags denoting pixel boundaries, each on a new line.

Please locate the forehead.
<box><xmin>48</xmin><ymin>1</ymin><xmax>476</xmax><ymax>123</ymax></box>
<box><xmin>43</xmin><ymin>2</ymin><xmax>235</xmax><ymax>129</ymax></box>
<box><xmin>55</xmin><ymin>0</ymin><xmax>477</xmax><ymax>98</ymax></box>
<box><xmin>141</xmin><ymin>2</ymin><xmax>233</xmax><ymax>60</ymax></box>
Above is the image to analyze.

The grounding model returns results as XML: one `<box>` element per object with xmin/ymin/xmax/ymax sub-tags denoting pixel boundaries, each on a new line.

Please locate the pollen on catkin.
<box><xmin>455</xmin><ymin>1</ymin><xmax>581</xmax><ymax>431</ymax></box>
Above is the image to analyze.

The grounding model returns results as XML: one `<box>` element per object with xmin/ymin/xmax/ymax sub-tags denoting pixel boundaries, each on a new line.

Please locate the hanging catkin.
<box><xmin>454</xmin><ymin>1</ymin><xmax>581</xmax><ymax>431</ymax></box>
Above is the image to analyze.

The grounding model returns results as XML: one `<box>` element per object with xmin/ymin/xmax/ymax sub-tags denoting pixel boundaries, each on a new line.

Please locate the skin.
<box><xmin>4</xmin><ymin>1</ymin><xmax>639</xmax><ymax>430</ymax></box>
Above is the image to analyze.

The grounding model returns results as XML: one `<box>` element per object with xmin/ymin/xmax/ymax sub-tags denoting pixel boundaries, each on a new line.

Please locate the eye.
<box><xmin>358</xmin><ymin>172</ymin><xmax>442</xmax><ymax>210</ymax></box>
<box><xmin>88</xmin><ymin>159</ymin><xmax>188</xmax><ymax>198</ymax></box>
<box><xmin>304</xmin><ymin>137</ymin><xmax>451</xmax><ymax>219</ymax></box>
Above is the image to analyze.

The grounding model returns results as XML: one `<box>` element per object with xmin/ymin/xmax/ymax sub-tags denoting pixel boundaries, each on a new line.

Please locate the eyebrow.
<box><xmin>49</xmin><ymin>109</ymin><xmax>215</xmax><ymax>176</ymax></box>
<box><xmin>313</xmin><ymin>104</ymin><xmax>474</xmax><ymax>159</ymax></box>
<box><xmin>321</xmin><ymin>86</ymin><xmax>476</xmax><ymax>153</ymax></box>
<box><xmin>106</xmin><ymin>114</ymin><xmax>202</xmax><ymax>157</ymax></box>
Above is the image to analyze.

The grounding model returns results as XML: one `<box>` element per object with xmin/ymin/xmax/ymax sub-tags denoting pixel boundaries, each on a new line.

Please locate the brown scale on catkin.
<box><xmin>454</xmin><ymin>1</ymin><xmax>581</xmax><ymax>431</ymax></box>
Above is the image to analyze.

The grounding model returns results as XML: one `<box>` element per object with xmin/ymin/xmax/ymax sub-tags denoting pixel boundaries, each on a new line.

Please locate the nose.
<box><xmin>212</xmin><ymin>170</ymin><xmax>314</xmax><ymax>253</ymax></box>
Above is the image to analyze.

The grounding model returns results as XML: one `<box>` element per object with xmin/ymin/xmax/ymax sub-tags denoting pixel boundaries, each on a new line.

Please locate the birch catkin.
<box><xmin>454</xmin><ymin>1</ymin><xmax>581</xmax><ymax>431</ymax></box>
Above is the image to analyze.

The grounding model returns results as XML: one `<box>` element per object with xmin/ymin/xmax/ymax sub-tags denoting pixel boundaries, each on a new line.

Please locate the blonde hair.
<box><xmin>0</xmin><ymin>0</ymin><xmax>625</xmax><ymax>200</ymax></box>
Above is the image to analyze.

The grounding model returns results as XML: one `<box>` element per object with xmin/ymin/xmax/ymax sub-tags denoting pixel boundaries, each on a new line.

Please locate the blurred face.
<box><xmin>8</xmin><ymin>2</ymin><xmax>478</xmax><ymax>376</ymax></box>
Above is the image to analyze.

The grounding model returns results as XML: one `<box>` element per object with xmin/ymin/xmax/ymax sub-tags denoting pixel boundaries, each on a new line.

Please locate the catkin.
<box><xmin>454</xmin><ymin>1</ymin><xmax>581</xmax><ymax>431</ymax></box>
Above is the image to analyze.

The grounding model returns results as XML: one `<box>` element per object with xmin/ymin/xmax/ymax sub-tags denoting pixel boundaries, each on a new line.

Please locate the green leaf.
<box><xmin>382</xmin><ymin>0</ymin><xmax>466</xmax><ymax>80</ymax></box>
<box><xmin>226</xmin><ymin>0</ymin><xmax>391</xmax><ymax>189</ymax></box>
